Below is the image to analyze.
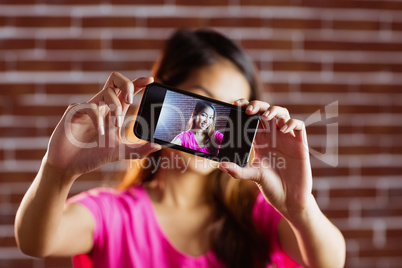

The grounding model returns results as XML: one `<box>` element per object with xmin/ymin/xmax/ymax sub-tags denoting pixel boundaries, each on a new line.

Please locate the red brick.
<box><xmin>0</xmin><ymin>84</ymin><xmax>36</xmax><ymax>96</ymax></box>
<box><xmin>16</xmin><ymin>61</ymin><xmax>72</xmax><ymax>71</ymax></box>
<box><xmin>271</xmin><ymin>18</ymin><xmax>321</xmax><ymax>30</ymax></box>
<box><xmin>110</xmin><ymin>0</ymin><xmax>164</xmax><ymax>4</ymax></box>
<box><xmin>209</xmin><ymin>17</ymin><xmax>264</xmax><ymax>28</ymax></box>
<box><xmin>264</xmin><ymin>83</ymin><xmax>290</xmax><ymax>93</ymax></box>
<box><xmin>81</xmin><ymin>60</ymin><xmax>154</xmax><ymax>71</ymax></box>
<box><xmin>12</xmin><ymin>105</ymin><xmax>69</xmax><ymax>116</ymax></box>
<box><xmin>333</xmin><ymin>63</ymin><xmax>401</xmax><ymax>73</ymax></box>
<box><xmin>0</xmin><ymin>17</ymin><xmax>6</xmax><ymax>27</ymax></box>
<box><xmin>359</xmin><ymin>244</ymin><xmax>402</xmax><ymax>258</ymax></box>
<box><xmin>362</xmin><ymin>207</ymin><xmax>402</xmax><ymax>218</ymax></box>
<box><xmin>241</xmin><ymin>39</ymin><xmax>293</xmax><ymax>50</ymax></box>
<box><xmin>361</xmin><ymin>167</ymin><xmax>402</xmax><ymax>176</ymax></box>
<box><xmin>147</xmin><ymin>17</ymin><xmax>207</xmax><ymax>28</ymax></box>
<box><xmin>0</xmin><ymin>39</ymin><xmax>36</xmax><ymax>50</ymax></box>
<box><xmin>112</xmin><ymin>39</ymin><xmax>165</xmax><ymax>50</ymax></box>
<box><xmin>11</xmin><ymin>16</ymin><xmax>71</xmax><ymax>28</ymax></box>
<box><xmin>312</xmin><ymin>167</ymin><xmax>349</xmax><ymax>177</ymax></box>
<box><xmin>392</xmin><ymin>22</ymin><xmax>402</xmax><ymax>31</ymax></box>
<box><xmin>42</xmin><ymin>0</ymin><xmax>101</xmax><ymax>4</ymax></box>
<box><xmin>45</xmin><ymin>83</ymin><xmax>100</xmax><ymax>94</ymax></box>
<box><xmin>330</xmin><ymin>188</ymin><xmax>376</xmax><ymax>199</ymax></box>
<box><xmin>299</xmin><ymin>83</ymin><xmax>350</xmax><ymax>93</ymax></box>
<box><xmin>321</xmin><ymin>209</ymin><xmax>349</xmax><ymax>219</ymax></box>
<box><xmin>339</xmin><ymin>146</ymin><xmax>402</xmax><ymax>155</ymax></box>
<box><xmin>44</xmin><ymin>257</ymin><xmax>73</xmax><ymax>267</ymax></box>
<box><xmin>15</xmin><ymin>149</ymin><xmax>47</xmax><ymax>160</ymax></box>
<box><xmin>240</xmin><ymin>0</ymin><xmax>292</xmax><ymax>6</ymax></box>
<box><xmin>82</xmin><ymin>17</ymin><xmax>137</xmax><ymax>28</ymax></box>
<box><xmin>0</xmin><ymin>237</ymin><xmax>17</xmax><ymax>247</ymax></box>
<box><xmin>272</xmin><ymin>60</ymin><xmax>321</xmax><ymax>71</ymax></box>
<box><xmin>0</xmin><ymin>211</ymin><xmax>16</xmax><ymax>225</ymax></box>
<box><xmin>46</xmin><ymin>39</ymin><xmax>102</xmax><ymax>50</ymax></box>
<box><xmin>176</xmin><ymin>0</ymin><xmax>229</xmax><ymax>5</ymax></box>
<box><xmin>0</xmin><ymin>172</ymin><xmax>37</xmax><ymax>182</ymax></box>
<box><xmin>0</xmin><ymin>60</ymin><xmax>6</xmax><ymax>71</ymax></box>
<box><xmin>360</xmin><ymin>84</ymin><xmax>402</xmax><ymax>94</ymax></box>
<box><xmin>387</xmin><ymin>229</ymin><xmax>402</xmax><ymax>239</ymax></box>
<box><xmin>304</xmin><ymin>40</ymin><xmax>402</xmax><ymax>52</ymax></box>
<box><xmin>0</xmin><ymin>259</ymin><xmax>35</xmax><ymax>268</ymax></box>
<box><xmin>0</xmin><ymin>0</ymin><xmax>35</xmax><ymax>3</ymax></box>
<box><xmin>300</xmin><ymin>0</ymin><xmax>402</xmax><ymax>10</ymax></box>
<box><xmin>342</xmin><ymin>229</ymin><xmax>373</xmax><ymax>239</ymax></box>
<box><xmin>333</xmin><ymin>20</ymin><xmax>381</xmax><ymax>31</ymax></box>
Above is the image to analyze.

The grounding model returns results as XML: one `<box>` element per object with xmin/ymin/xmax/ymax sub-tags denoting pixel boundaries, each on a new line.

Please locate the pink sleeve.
<box><xmin>252</xmin><ymin>192</ymin><xmax>302</xmax><ymax>268</ymax></box>
<box><xmin>66</xmin><ymin>188</ymin><xmax>119</xmax><ymax>267</ymax></box>
<box><xmin>215</xmin><ymin>131</ymin><xmax>223</xmax><ymax>144</ymax></box>
<box><xmin>67</xmin><ymin>188</ymin><xmax>109</xmax><ymax>246</ymax></box>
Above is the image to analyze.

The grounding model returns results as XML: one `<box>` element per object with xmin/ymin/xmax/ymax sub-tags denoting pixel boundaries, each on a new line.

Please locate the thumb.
<box><xmin>218</xmin><ymin>162</ymin><xmax>262</xmax><ymax>183</ymax></box>
<box><xmin>122</xmin><ymin>142</ymin><xmax>162</xmax><ymax>160</ymax></box>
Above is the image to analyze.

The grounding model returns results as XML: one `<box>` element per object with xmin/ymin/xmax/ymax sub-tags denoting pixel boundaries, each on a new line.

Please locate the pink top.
<box><xmin>175</xmin><ymin>131</ymin><xmax>223</xmax><ymax>155</ymax></box>
<box><xmin>68</xmin><ymin>186</ymin><xmax>301</xmax><ymax>268</ymax></box>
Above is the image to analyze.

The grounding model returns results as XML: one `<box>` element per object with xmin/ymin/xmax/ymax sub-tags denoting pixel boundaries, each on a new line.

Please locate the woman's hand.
<box><xmin>45</xmin><ymin>72</ymin><xmax>161</xmax><ymax>180</ymax></box>
<box><xmin>218</xmin><ymin>99</ymin><xmax>312</xmax><ymax>220</ymax></box>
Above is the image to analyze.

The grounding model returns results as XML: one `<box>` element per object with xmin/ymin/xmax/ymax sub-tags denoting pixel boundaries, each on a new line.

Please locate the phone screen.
<box><xmin>134</xmin><ymin>82</ymin><xmax>259</xmax><ymax>167</ymax></box>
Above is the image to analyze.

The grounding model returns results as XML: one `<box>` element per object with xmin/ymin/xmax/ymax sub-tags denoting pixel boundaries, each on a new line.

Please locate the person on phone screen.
<box><xmin>15</xmin><ymin>28</ymin><xmax>346</xmax><ymax>268</ymax></box>
<box><xmin>171</xmin><ymin>100</ymin><xmax>223</xmax><ymax>155</ymax></box>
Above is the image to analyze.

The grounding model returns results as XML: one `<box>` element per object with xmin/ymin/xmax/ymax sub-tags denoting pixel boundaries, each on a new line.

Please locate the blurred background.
<box><xmin>0</xmin><ymin>0</ymin><xmax>401</xmax><ymax>267</ymax></box>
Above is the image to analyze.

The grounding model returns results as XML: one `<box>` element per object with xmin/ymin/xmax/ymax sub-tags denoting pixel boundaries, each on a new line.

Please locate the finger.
<box><xmin>262</xmin><ymin>105</ymin><xmax>290</xmax><ymax>121</ymax></box>
<box><xmin>234</xmin><ymin>98</ymin><xmax>249</xmax><ymax>107</ymax></box>
<box><xmin>104</xmin><ymin>72</ymin><xmax>135</xmax><ymax>104</ymax></box>
<box><xmin>279</xmin><ymin>118</ymin><xmax>301</xmax><ymax>133</ymax></box>
<box><xmin>218</xmin><ymin>162</ymin><xmax>262</xmax><ymax>183</ymax></box>
<box><xmin>133</xmin><ymin>77</ymin><xmax>154</xmax><ymax>95</ymax></box>
<box><xmin>103</xmin><ymin>87</ymin><xmax>123</xmax><ymax>127</ymax></box>
<box><xmin>69</xmin><ymin>103</ymin><xmax>105</xmax><ymax>135</ymax></box>
<box><xmin>74</xmin><ymin>103</ymin><xmax>102</xmax><ymax>133</ymax></box>
<box><xmin>289</xmin><ymin>119</ymin><xmax>309</xmax><ymax>145</ymax></box>
<box><xmin>246</xmin><ymin>100</ymin><xmax>270</xmax><ymax>115</ymax></box>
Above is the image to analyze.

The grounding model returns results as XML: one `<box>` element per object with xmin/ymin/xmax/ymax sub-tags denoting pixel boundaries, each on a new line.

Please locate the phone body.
<box><xmin>133</xmin><ymin>82</ymin><xmax>259</xmax><ymax>167</ymax></box>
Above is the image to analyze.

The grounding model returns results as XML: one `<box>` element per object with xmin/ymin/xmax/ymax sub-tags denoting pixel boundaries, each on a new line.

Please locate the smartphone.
<box><xmin>133</xmin><ymin>82</ymin><xmax>259</xmax><ymax>167</ymax></box>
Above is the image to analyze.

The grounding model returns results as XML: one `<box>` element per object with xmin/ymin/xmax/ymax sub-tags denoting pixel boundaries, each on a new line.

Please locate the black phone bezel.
<box><xmin>133</xmin><ymin>82</ymin><xmax>259</xmax><ymax>167</ymax></box>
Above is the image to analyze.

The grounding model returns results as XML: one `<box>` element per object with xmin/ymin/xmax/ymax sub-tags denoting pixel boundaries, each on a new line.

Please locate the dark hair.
<box><xmin>154</xmin><ymin>28</ymin><xmax>259</xmax><ymax>100</ymax></box>
<box><xmin>188</xmin><ymin>100</ymin><xmax>218</xmax><ymax>155</ymax></box>
<box><xmin>120</xmin><ymin>28</ymin><xmax>268</xmax><ymax>267</ymax></box>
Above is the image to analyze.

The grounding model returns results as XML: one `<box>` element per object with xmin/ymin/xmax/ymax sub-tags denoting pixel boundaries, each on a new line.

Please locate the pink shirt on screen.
<box><xmin>175</xmin><ymin>131</ymin><xmax>223</xmax><ymax>154</ymax></box>
<box><xmin>67</xmin><ymin>185</ymin><xmax>301</xmax><ymax>268</ymax></box>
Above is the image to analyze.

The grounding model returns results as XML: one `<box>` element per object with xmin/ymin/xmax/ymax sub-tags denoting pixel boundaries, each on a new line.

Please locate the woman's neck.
<box><xmin>146</xmin><ymin>160</ymin><xmax>213</xmax><ymax>209</ymax></box>
<box><xmin>191</xmin><ymin>128</ymin><xmax>204</xmax><ymax>136</ymax></box>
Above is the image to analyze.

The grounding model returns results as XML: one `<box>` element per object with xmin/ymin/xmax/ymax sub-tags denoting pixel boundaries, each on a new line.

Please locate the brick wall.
<box><xmin>0</xmin><ymin>1</ymin><xmax>401</xmax><ymax>267</ymax></box>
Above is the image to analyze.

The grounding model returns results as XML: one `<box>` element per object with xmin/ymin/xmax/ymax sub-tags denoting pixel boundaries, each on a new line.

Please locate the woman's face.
<box><xmin>194</xmin><ymin>107</ymin><xmax>214</xmax><ymax>131</ymax></box>
<box><xmin>161</xmin><ymin>57</ymin><xmax>252</xmax><ymax>175</ymax></box>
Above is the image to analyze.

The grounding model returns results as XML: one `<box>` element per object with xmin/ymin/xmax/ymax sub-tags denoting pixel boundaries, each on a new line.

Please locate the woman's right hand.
<box><xmin>44</xmin><ymin>72</ymin><xmax>161</xmax><ymax>179</ymax></box>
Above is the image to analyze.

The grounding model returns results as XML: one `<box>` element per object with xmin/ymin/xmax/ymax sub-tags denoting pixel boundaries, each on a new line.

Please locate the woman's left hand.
<box><xmin>218</xmin><ymin>99</ymin><xmax>313</xmax><ymax>220</ymax></box>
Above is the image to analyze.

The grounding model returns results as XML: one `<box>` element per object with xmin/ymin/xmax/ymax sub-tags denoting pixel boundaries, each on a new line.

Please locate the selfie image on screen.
<box><xmin>154</xmin><ymin>91</ymin><xmax>231</xmax><ymax>156</ymax></box>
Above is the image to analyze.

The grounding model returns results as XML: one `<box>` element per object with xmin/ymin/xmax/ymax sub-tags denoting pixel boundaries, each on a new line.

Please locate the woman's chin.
<box><xmin>161</xmin><ymin>148</ymin><xmax>217</xmax><ymax>175</ymax></box>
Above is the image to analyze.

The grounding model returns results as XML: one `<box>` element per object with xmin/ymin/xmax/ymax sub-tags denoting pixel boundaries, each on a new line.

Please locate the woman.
<box><xmin>15</xmin><ymin>29</ymin><xmax>346</xmax><ymax>268</ymax></box>
<box><xmin>171</xmin><ymin>100</ymin><xmax>223</xmax><ymax>155</ymax></box>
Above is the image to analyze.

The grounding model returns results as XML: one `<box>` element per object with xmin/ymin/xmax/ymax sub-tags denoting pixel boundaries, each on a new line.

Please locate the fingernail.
<box><xmin>98</xmin><ymin>117</ymin><xmax>105</xmax><ymax>135</ymax></box>
<box><xmin>246</xmin><ymin>105</ymin><xmax>253</xmax><ymax>112</ymax></box>
<box><xmin>99</xmin><ymin>125</ymin><xmax>105</xmax><ymax>135</ymax></box>
<box><xmin>126</xmin><ymin>93</ymin><xmax>133</xmax><ymax>104</ymax></box>
<box><xmin>280</xmin><ymin>124</ymin><xmax>288</xmax><ymax>133</ymax></box>
<box><xmin>118</xmin><ymin>115</ymin><xmax>124</xmax><ymax>127</ymax></box>
<box><xmin>263</xmin><ymin>110</ymin><xmax>270</xmax><ymax>117</ymax></box>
